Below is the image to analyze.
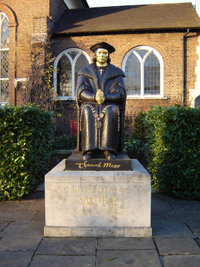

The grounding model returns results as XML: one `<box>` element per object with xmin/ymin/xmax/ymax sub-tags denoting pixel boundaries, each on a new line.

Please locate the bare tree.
<box><xmin>23</xmin><ymin>40</ymin><xmax>55</xmax><ymax>111</ymax></box>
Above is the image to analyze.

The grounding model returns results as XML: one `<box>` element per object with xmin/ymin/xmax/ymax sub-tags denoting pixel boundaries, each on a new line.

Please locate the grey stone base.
<box><xmin>44</xmin><ymin>226</ymin><xmax>152</xmax><ymax>237</ymax></box>
<box><xmin>44</xmin><ymin>159</ymin><xmax>152</xmax><ymax>237</ymax></box>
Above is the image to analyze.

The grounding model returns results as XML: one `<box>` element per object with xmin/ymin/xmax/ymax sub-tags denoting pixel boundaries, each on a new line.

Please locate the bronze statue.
<box><xmin>76</xmin><ymin>42</ymin><xmax>126</xmax><ymax>160</ymax></box>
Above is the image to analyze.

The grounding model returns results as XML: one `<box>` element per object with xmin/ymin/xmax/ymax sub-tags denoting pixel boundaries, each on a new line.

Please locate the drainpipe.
<box><xmin>182</xmin><ymin>28</ymin><xmax>190</xmax><ymax>105</ymax></box>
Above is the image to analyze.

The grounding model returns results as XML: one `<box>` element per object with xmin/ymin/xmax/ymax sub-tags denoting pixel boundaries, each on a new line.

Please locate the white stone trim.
<box><xmin>31</xmin><ymin>33</ymin><xmax>47</xmax><ymax>45</ymax></box>
<box><xmin>189</xmin><ymin>36</ymin><xmax>200</xmax><ymax>108</ymax></box>
<box><xmin>14</xmin><ymin>78</ymin><xmax>27</xmax><ymax>88</ymax></box>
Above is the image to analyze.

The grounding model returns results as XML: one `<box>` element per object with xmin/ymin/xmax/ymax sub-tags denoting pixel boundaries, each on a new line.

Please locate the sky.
<box><xmin>87</xmin><ymin>0</ymin><xmax>200</xmax><ymax>16</ymax></box>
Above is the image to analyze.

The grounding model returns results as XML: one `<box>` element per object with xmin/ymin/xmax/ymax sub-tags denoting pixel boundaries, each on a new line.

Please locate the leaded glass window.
<box><xmin>54</xmin><ymin>48</ymin><xmax>91</xmax><ymax>100</ymax></box>
<box><xmin>125</xmin><ymin>53</ymin><xmax>140</xmax><ymax>95</ymax></box>
<box><xmin>0</xmin><ymin>12</ymin><xmax>9</xmax><ymax>103</ymax></box>
<box><xmin>122</xmin><ymin>46</ymin><xmax>163</xmax><ymax>97</ymax></box>
<box><xmin>57</xmin><ymin>55</ymin><xmax>71</xmax><ymax>97</ymax></box>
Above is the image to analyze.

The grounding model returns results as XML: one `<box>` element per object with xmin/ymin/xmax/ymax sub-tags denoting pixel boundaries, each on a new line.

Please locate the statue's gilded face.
<box><xmin>96</xmin><ymin>48</ymin><xmax>109</xmax><ymax>66</ymax></box>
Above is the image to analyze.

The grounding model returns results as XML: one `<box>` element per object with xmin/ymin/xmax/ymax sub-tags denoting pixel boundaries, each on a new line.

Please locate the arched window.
<box><xmin>0</xmin><ymin>12</ymin><xmax>9</xmax><ymax>103</ymax></box>
<box><xmin>54</xmin><ymin>48</ymin><xmax>91</xmax><ymax>100</ymax></box>
<box><xmin>122</xmin><ymin>46</ymin><xmax>164</xmax><ymax>98</ymax></box>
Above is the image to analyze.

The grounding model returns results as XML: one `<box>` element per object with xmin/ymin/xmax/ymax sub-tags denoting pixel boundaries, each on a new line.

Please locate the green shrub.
<box><xmin>124</xmin><ymin>134</ymin><xmax>147</xmax><ymax>166</ymax></box>
<box><xmin>145</xmin><ymin>105</ymin><xmax>200</xmax><ymax>200</ymax></box>
<box><xmin>0</xmin><ymin>105</ymin><xmax>54</xmax><ymax>200</ymax></box>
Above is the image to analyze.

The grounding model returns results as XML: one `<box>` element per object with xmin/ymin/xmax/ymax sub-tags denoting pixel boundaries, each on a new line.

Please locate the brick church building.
<box><xmin>1</xmin><ymin>0</ymin><xmax>200</xmax><ymax>116</ymax></box>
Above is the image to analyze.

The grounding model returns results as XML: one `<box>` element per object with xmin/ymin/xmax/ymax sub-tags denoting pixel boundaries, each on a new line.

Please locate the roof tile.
<box><xmin>51</xmin><ymin>3</ymin><xmax>200</xmax><ymax>35</ymax></box>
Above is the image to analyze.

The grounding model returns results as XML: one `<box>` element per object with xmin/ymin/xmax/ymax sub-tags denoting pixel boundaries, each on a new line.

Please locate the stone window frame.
<box><xmin>122</xmin><ymin>46</ymin><xmax>164</xmax><ymax>99</ymax></box>
<box><xmin>53</xmin><ymin>48</ymin><xmax>91</xmax><ymax>100</ymax></box>
<box><xmin>0</xmin><ymin>12</ymin><xmax>9</xmax><ymax>104</ymax></box>
<box><xmin>0</xmin><ymin>3</ymin><xmax>17</xmax><ymax>105</ymax></box>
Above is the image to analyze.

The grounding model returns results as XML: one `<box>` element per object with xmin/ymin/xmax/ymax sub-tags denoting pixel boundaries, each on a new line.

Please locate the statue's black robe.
<box><xmin>76</xmin><ymin>63</ymin><xmax>126</xmax><ymax>155</ymax></box>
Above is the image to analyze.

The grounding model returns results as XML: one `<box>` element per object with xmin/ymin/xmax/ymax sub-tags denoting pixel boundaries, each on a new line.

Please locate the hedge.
<box><xmin>145</xmin><ymin>105</ymin><xmax>200</xmax><ymax>200</ymax></box>
<box><xmin>0</xmin><ymin>105</ymin><xmax>54</xmax><ymax>200</ymax></box>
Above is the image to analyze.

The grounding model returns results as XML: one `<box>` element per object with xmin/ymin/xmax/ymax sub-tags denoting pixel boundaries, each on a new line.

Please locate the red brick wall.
<box><xmin>0</xmin><ymin>0</ymin><xmax>66</xmax><ymax>105</ymax></box>
<box><xmin>52</xmin><ymin>32</ymin><xmax>199</xmax><ymax>113</ymax></box>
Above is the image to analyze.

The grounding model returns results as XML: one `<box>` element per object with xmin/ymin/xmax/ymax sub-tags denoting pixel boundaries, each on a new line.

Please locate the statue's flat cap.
<box><xmin>90</xmin><ymin>42</ymin><xmax>115</xmax><ymax>54</ymax></box>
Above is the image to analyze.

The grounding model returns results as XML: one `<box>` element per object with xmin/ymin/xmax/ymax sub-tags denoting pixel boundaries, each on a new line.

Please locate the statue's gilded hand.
<box><xmin>95</xmin><ymin>89</ymin><xmax>105</xmax><ymax>105</ymax></box>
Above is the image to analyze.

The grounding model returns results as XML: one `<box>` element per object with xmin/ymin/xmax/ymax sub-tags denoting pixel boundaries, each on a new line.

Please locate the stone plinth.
<box><xmin>44</xmin><ymin>159</ymin><xmax>152</xmax><ymax>237</ymax></box>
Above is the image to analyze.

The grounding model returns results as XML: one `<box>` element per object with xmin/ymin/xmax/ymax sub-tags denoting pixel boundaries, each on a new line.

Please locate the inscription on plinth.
<box><xmin>75</xmin><ymin>161</ymin><xmax>121</xmax><ymax>170</ymax></box>
<box><xmin>44</xmin><ymin>159</ymin><xmax>152</xmax><ymax>237</ymax></box>
<box><xmin>65</xmin><ymin>151</ymin><xmax>132</xmax><ymax>170</ymax></box>
<box><xmin>64</xmin><ymin>184</ymin><xmax>128</xmax><ymax>217</ymax></box>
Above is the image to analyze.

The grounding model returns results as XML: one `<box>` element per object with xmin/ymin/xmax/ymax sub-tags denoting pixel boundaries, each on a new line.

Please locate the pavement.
<box><xmin>0</xmin><ymin>189</ymin><xmax>200</xmax><ymax>267</ymax></box>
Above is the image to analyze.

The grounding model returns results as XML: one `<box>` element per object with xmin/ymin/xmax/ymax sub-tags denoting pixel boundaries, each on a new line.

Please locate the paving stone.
<box><xmin>151</xmin><ymin>193</ymin><xmax>174</xmax><ymax>208</ymax></box>
<box><xmin>0</xmin><ymin>200</ymin><xmax>33</xmax><ymax>212</ymax></box>
<box><xmin>0</xmin><ymin>221</ymin><xmax>43</xmax><ymax>237</ymax></box>
<box><xmin>151</xmin><ymin>194</ymin><xmax>172</xmax><ymax>214</ymax></box>
<box><xmin>30</xmin><ymin>255</ymin><xmax>95</xmax><ymax>267</ymax></box>
<box><xmin>98</xmin><ymin>237</ymin><xmax>155</xmax><ymax>250</ymax></box>
<box><xmin>31</xmin><ymin>210</ymin><xmax>45</xmax><ymax>222</ymax></box>
<box><xmin>0</xmin><ymin>251</ymin><xmax>33</xmax><ymax>267</ymax></box>
<box><xmin>152</xmin><ymin>194</ymin><xmax>200</xmax><ymax>223</ymax></box>
<box><xmin>27</xmin><ymin>199</ymin><xmax>44</xmax><ymax>212</ymax></box>
<box><xmin>36</xmin><ymin>238</ymin><xmax>97</xmax><ymax>255</ymax></box>
<box><xmin>0</xmin><ymin>235</ymin><xmax>42</xmax><ymax>250</ymax></box>
<box><xmin>166</xmin><ymin>198</ymin><xmax>200</xmax><ymax>212</ymax></box>
<box><xmin>96</xmin><ymin>250</ymin><xmax>162</xmax><ymax>266</ymax></box>
<box><xmin>195</xmin><ymin>240</ymin><xmax>200</xmax><ymax>250</ymax></box>
<box><xmin>152</xmin><ymin>220</ymin><xmax>194</xmax><ymax>237</ymax></box>
<box><xmin>0</xmin><ymin>222</ymin><xmax>10</xmax><ymax>233</ymax></box>
<box><xmin>0</xmin><ymin>210</ymin><xmax>37</xmax><ymax>222</ymax></box>
<box><xmin>189</xmin><ymin>228</ymin><xmax>200</xmax><ymax>239</ymax></box>
<box><xmin>154</xmin><ymin>237</ymin><xmax>200</xmax><ymax>256</ymax></box>
<box><xmin>162</xmin><ymin>255</ymin><xmax>200</xmax><ymax>267</ymax></box>
<box><xmin>185</xmin><ymin>219</ymin><xmax>200</xmax><ymax>238</ymax></box>
<box><xmin>154</xmin><ymin>194</ymin><xmax>200</xmax><ymax>216</ymax></box>
<box><xmin>169</xmin><ymin>210</ymin><xmax>200</xmax><ymax>222</ymax></box>
<box><xmin>0</xmin><ymin>197</ymin><xmax>43</xmax><ymax>222</ymax></box>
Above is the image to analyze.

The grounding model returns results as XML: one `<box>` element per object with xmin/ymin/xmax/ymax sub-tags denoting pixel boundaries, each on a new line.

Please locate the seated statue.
<box><xmin>76</xmin><ymin>42</ymin><xmax>126</xmax><ymax>160</ymax></box>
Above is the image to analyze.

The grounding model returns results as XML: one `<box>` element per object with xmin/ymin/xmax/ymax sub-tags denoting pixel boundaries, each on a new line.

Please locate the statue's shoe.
<box><xmin>83</xmin><ymin>151</ymin><xmax>93</xmax><ymax>160</ymax></box>
<box><xmin>104</xmin><ymin>150</ymin><xmax>116</xmax><ymax>160</ymax></box>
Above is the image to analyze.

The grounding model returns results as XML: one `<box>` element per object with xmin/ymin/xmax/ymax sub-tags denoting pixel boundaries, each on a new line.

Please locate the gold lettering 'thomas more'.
<box><xmin>75</xmin><ymin>161</ymin><xmax>120</xmax><ymax>170</ymax></box>
<box><xmin>103</xmin><ymin>162</ymin><xmax>120</xmax><ymax>168</ymax></box>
